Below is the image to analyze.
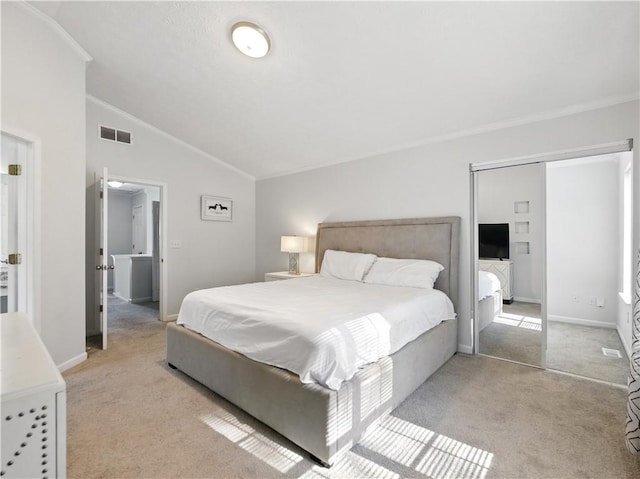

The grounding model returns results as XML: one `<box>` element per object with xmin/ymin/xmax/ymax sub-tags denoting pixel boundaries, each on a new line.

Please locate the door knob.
<box><xmin>109</xmin><ymin>265</ymin><xmax>115</xmax><ymax>270</ymax></box>
<box><xmin>96</xmin><ymin>265</ymin><xmax>108</xmax><ymax>270</ymax></box>
<box><xmin>96</xmin><ymin>265</ymin><xmax>102</xmax><ymax>270</ymax></box>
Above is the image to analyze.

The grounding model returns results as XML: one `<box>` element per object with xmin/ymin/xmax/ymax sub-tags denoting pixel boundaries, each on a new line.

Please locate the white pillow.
<box><xmin>364</xmin><ymin>257</ymin><xmax>444</xmax><ymax>289</ymax></box>
<box><xmin>320</xmin><ymin>250</ymin><xmax>377</xmax><ymax>282</ymax></box>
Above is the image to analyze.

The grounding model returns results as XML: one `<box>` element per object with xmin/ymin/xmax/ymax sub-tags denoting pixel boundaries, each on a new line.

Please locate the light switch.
<box><xmin>169</xmin><ymin>240</ymin><xmax>182</xmax><ymax>248</ymax></box>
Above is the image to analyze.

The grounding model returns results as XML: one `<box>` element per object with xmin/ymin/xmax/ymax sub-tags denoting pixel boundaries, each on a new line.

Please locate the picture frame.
<box><xmin>201</xmin><ymin>195</ymin><xmax>232</xmax><ymax>222</ymax></box>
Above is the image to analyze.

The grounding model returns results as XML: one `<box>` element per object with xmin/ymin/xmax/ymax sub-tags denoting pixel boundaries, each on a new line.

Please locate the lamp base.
<box><xmin>288</xmin><ymin>253</ymin><xmax>300</xmax><ymax>275</ymax></box>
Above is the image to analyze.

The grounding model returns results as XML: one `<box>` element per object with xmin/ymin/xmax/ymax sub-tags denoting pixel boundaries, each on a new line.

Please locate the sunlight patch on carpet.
<box><xmin>415</xmin><ymin>432</ymin><xmax>494</xmax><ymax>479</ymax></box>
<box><xmin>359</xmin><ymin>415</ymin><xmax>435</xmax><ymax>467</ymax></box>
<box><xmin>494</xmin><ymin>313</ymin><xmax>542</xmax><ymax>332</ymax></box>
<box><xmin>299</xmin><ymin>451</ymin><xmax>400</xmax><ymax>479</ymax></box>
<box><xmin>201</xmin><ymin>412</ymin><xmax>303</xmax><ymax>473</ymax></box>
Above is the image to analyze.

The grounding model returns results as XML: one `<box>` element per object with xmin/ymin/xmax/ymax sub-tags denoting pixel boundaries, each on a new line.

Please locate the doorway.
<box><xmin>471</xmin><ymin>140</ymin><xmax>633</xmax><ymax>386</ymax></box>
<box><xmin>0</xmin><ymin>131</ymin><xmax>36</xmax><ymax>323</ymax></box>
<box><xmin>545</xmin><ymin>153</ymin><xmax>631</xmax><ymax>385</ymax></box>
<box><xmin>89</xmin><ymin>172</ymin><xmax>167</xmax><ymax>350</ymax></box>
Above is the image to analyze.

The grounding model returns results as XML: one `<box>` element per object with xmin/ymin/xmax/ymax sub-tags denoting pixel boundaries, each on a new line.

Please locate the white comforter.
<box><xmin>479</xmin><ymin>270</ymin><xmax>501</xmax><ymax>300</ymax></box>
<box><xmin>177</xmin><ymin>275</ymin><xmax>455</xmax><ymax>390</ymax></box>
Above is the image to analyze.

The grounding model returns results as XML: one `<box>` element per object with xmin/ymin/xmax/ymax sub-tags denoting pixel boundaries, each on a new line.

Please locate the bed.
<box><xmin>166</xmin><ymin>216</ymin><xmax>460</xmax><ymax>466</ymax></box>
<box><xmin>478</xmin><ymin>270</ymin><xmax>503</xmax><ymax>332</ymax></box>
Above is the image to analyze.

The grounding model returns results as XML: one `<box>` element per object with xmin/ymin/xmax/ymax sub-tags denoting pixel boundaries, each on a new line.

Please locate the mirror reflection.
<box><xmin>477</xmin><ymin>164</ymin><xmax>543</xmax><ymax>367</ymax></box>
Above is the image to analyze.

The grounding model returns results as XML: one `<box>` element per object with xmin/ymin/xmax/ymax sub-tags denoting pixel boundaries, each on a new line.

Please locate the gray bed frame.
<box><xmin>167</xmin><ymin>216</ymin><xmax>460</xmax><ymax>466</ymax></box>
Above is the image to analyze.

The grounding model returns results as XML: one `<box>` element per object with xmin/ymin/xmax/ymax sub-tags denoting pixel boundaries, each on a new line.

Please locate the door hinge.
<box><xmin>8</xmin><ymin>253</ymin><xmax>21</xmax><ymax>265</ymax></box>
<box><xmin>99</xmin><ymin>305</ymin><xmax>103</xmax><ymax>312</ymax></box>
<box><xmin>100</xmin><ymin>248</ymin><xmax>103</xmax><ymax>256</ymax></box>
<box><xmin>100</xmin><ymin>191</ymin><xmax>103</xmax><ymax>199</ymax></box>
<box><xmin>8</xmin><ymin>164</ymin><xmax>22</xmax><ymax>176</ymax></box>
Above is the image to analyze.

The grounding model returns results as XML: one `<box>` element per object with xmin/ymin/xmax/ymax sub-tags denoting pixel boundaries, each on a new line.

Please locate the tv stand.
<box><xmin>479</xmin><ymin>259</ymin><xmax>513</xmax><ymax>304</ymax></box>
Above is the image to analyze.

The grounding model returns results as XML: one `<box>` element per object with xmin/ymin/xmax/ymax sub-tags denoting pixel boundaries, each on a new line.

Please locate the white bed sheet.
<box><xmin>177</xmin><ymin>275</ymin><xmax>455</xmax><ymax>390</ymax></box>
<box><xmin>479</xmin><ymin>270</ymin><xmax>501</xmax><ymax>300</ymax></box>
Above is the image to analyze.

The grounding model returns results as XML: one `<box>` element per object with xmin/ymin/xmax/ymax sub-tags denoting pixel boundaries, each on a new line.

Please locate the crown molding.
<box><xmin>258</xmin><ymin>92</ymin><xmax>639</xmax><ymax>180</ymax></box>
<box><xmin>86</xmin><ymin>95</ymin><xmax>255</xmax><ymax>181</ymax></box>
<box><xmin>12</xmin><ymin>1</ymin><xmax>92</xmax><ymax>63</ymax></box>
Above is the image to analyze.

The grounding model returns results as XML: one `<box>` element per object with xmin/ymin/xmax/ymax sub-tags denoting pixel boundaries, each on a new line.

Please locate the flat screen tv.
<box><xmin>479</xmin><ymin>223</ymin><xmax>509</xmax><ymax>259</ymax></box>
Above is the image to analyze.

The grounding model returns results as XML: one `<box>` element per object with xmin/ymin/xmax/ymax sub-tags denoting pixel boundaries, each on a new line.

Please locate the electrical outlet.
<box><xmin>571</xmin><ymin>295</ymin><xmax>580</xmax><ymax>303</ymax></box>
<box><xmin>596</xmin><ymin>297</ymin><xmax>605</xmax><ymax>307</ymax></box>
<box><xmin>587</xmin><ymin>296</ymin><xmax>596</xmax><ymax>306</ymax></box>
<box><xmin>169</xmin><ymin>240</ymin><xmax>182</xmax><ymax>248</ymax></box>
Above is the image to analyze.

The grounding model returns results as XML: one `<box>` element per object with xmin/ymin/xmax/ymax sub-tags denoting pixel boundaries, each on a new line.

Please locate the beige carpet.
<box><xmin>64</xmin><ymin>312</ymin><xmax>640</xmax><ymax>478</ymax></box>
<box><xmin>479</xmin><ymin>301</ymin><xmax>629</xmax><ymax>385</ymax></box>
<box><xmin>546</xmin><ymin>321</ymin><xmax>629</xmax><ymax>385</ymax></box>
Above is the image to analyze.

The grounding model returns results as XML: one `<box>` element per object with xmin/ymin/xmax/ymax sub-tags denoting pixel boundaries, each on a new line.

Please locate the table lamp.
<box><xmin>280</xmin><ymin>236</ymin><xmax>307</xmax><ymax>275</ymax></box>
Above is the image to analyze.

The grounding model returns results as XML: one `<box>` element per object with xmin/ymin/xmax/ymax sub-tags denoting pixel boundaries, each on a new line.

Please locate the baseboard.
<box><xmin>57</xmin><ymin>352</ymin><xmax>87</xmax><ymax>373</ymax></box>
<box><xmin>547</xmin><ymin>314</ymin><xmax>616</xmax><ymax>329</ymax></box>
<box><xmin>457</xmin><ymin>343</ymin><xmax>473</xmax><ymax>354</ymax></box>
<box><xmin>617</xmin><ymin>324</ymin><xmax>632</xmax><ymax>359</ymax></box>
<box><xmin>165</xmin><ymin>313</ymin><xmax>178</xmax><ymax>322</ymax></box>
<box><xmin>513</xmin><ymin>297</ymin><xmax>541</xmax><ymax>304</ymax></box>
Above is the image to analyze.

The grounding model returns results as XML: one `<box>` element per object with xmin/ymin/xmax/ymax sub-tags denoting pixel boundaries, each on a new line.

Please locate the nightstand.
<box><xmin>479</xmin><ymin>259</ymin><xmax>514</xmax><ymax>303</ymax></box>
<box><xmin>264</xmin><ymin>271</ymin><xmax>315</xmax><ymax>282</ymax></box>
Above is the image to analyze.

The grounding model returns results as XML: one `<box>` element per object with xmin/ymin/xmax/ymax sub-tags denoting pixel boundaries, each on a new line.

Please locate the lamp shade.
<box><xmin>281</xmin><ymin>236</ymin><xmax>306</xmax><ymax>253</ymax></box>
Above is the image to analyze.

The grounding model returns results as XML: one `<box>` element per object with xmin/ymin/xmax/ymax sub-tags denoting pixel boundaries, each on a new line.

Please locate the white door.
<box><xmin>132</xmin><ymin>204</ymin><xmax>144</xmax><ymax>254</ymax></box>
<box><xmin>0</xmin><ymin>134</ymin><xmax>28</xmax><ymax>314</ymax></box>
<box><xmin>95</xmin><ymin>167</ymin><xmax>110</xmax><ymax>349</ymax></box>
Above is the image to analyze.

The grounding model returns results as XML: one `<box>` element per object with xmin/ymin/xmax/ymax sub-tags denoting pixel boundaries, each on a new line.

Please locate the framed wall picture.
<box><xmin>201</xmin><ymin>195</ymin><xmax>232</xmax><ymax>222</ymax></box>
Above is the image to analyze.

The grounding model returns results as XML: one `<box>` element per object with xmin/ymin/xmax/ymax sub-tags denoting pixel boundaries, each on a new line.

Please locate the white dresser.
<box><xmin>479</xmin><ymin>259</ymin><xmax>514</xmax><ymax>303</ymax></box>
<box><xmin>1</xmin><ymin>313</ymin><xmax>66</xmax><ymax>479</ymax></box>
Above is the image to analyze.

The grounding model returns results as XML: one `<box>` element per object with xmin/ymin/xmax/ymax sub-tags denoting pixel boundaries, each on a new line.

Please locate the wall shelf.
<box><xmin>515</xmin><ymin>221</ymin><xmax>530</xmax><ymax>234</ymax></box>
<box><xmin>514</xmin><ymin>201</ymin><xmax>530</xmax><ymax>214</ymax></box>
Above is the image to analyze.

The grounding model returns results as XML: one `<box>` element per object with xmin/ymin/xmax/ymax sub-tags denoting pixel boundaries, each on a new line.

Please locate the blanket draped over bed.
<box><xmin>178</xmin><ymin>276</ymin><xmax>455</xmax><ymax>390</ymax></box>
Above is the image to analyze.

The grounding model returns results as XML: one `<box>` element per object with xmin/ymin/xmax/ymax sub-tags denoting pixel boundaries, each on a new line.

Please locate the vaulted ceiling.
<box><xmin>31</xmin><ymin>1</ymin><xmax>639</xmax><ymax>179</ymax></box>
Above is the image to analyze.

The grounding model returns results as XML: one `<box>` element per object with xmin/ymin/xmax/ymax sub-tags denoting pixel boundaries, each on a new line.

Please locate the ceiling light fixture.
<box><xmin>107</xmin><ymin>180</ymin><xmax>124</xmax><ymax>188</ymax></box>
<box><xmin>231</xmin><ymin>21</ymin><xmax>270</xmax><ymax>58</ymax></box>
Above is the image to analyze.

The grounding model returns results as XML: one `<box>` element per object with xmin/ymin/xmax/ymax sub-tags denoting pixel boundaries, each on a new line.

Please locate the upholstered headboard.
<box><xmin>316</xmin><ymin>217</ymin><xmax>461</xmax><ymax>309</ymax></box>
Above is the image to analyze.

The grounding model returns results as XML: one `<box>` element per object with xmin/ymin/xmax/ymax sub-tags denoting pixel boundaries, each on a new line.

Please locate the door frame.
<box><xmin>1</xmin><ymin>127</ymin><xmax>41</xmax><ymax>331</ymax></box>
<box><xmin>101</xmin><ymin>173</ymin><xmax>168</xmax><ymax>322</ymax></box>
<box><xmin>469</xmin><ymin>139</ymin><xmax>633</xmax><ymax>362</ymax></box>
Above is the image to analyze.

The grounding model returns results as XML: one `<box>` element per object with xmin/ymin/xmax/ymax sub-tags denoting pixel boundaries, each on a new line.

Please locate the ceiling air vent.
<box><xmin>99</xmin><ymin>125</ymin><xmax>132</xmax><ymax>145</ymax></box>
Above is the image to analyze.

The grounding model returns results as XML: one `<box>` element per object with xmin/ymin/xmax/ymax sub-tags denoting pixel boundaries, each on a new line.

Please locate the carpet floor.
<box><xmin>479</xmin><ymin>302</ymin><xmax>628</xmax><ymax>385</ymax></box>
<box><xmin>65</xmin><ymin>311</ymin><xmax>640</xmax><ymax>478</ymax></box>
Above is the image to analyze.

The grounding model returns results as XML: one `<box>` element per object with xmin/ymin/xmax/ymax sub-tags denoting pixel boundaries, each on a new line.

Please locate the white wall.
<box><xmin>478</xmin><ymin>163</ymin><xmax>543</xmax><ymax>302</ymax></box>
<box><xmin>547</xmin><ymin>157</ymin><xmax>619</xmax><ymax>326</ymax></box>
<box><xmin>85</xmin><ymin>97</ymin><xmax>256</xmax><ymax>333</ymax></box>
<box><xmin>256</xmin><ymin>100</ymin><xmax>639</xmax><ymax>352</ymax></box>
<box><xmin>1</xmin><ymin>2</ymin><xmax>88</xmax><ymax>368</ymax></box>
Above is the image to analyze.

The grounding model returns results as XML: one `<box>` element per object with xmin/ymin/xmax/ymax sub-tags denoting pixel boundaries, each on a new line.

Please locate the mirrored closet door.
<box><xmin>473</xmin><ymin>144</ymin><xmax>633</xmax><ymax>386</ymax></box>
<box><xmin>476</xmin><ymin>163</ymin><xmax>544</xmax><ymax>367</ymax></box>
